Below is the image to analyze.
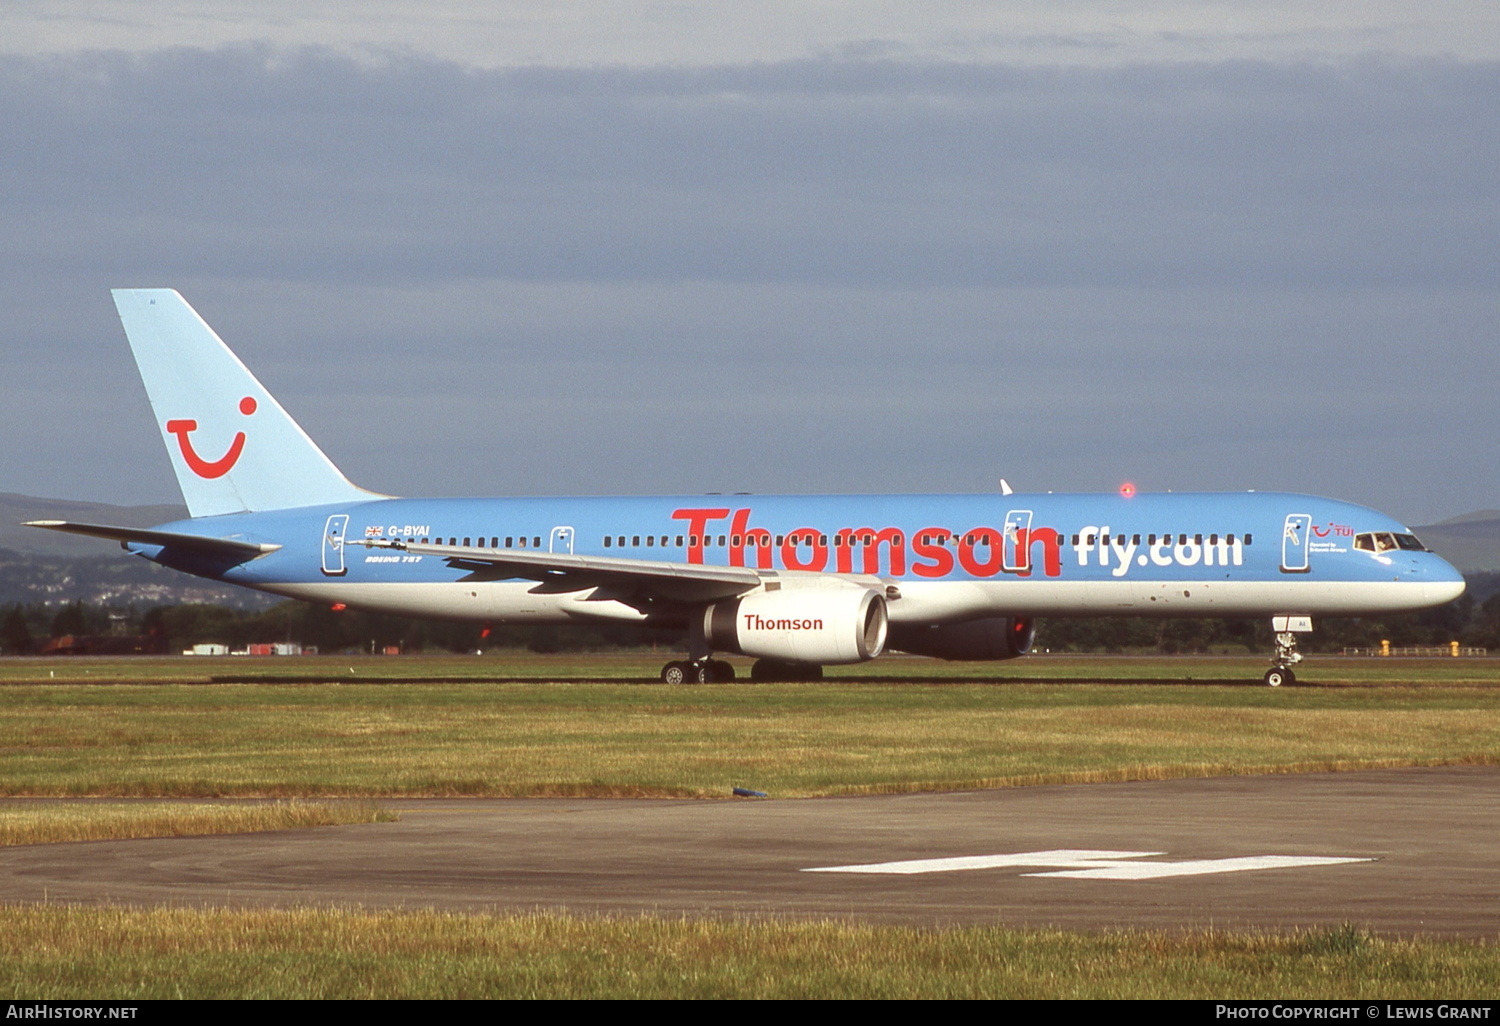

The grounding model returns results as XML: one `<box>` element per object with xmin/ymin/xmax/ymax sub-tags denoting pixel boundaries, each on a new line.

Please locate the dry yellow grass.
<box><xmin>0</xmin><ymin>907</ymin><xmax>1493</xmax><ymax>999</ymax></box>
<box><xmin>0</xmin><ymin>800</ymin><xmax>394</xmax><ymax>846</ymax></box>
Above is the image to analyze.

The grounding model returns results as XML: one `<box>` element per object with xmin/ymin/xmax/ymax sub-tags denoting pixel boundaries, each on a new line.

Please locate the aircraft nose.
<box><xmin>1421</xmin><ymin>554</ymin><xmax>1467</xmax><ymax>605</ymax></box>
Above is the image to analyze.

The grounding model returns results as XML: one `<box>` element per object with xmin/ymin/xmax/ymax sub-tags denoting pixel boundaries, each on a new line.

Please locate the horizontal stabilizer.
<box><xmin>24</xmin><ymin>521</ymin><xmax>281</xmax><ymax>560</ymax></box>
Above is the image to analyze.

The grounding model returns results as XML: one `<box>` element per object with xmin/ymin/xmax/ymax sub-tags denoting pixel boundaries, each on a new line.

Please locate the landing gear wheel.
<box><xmin>711</xmin><ymin>659</ymin><xmax>736</xmax><ymax>682</ymax></box>
<box><xmin>1264</xmin><ymin>667</ymin><xmax>1295</xmax><ymax>687</ymax></box>
<box><xmin>661</xmin><ymin>661</ymin><xmax>688</xmax><ymax>685</ymax></box>
<box><xmin>690</xmin><ymin>662</ymin><xmax>713</xmax><ymax>684</ymax></box>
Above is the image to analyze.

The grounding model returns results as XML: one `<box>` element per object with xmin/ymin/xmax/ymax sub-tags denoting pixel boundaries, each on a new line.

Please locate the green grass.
<box><xmin>0</xmin><ymin>656</ymin><xmax>1495</xmax><ymax>796</ymax></box>
<box><xmin>0</xmin><ymin>908</ymin><xmax>1492</xmax><ymax>999</ymax></box>
<box><xmin>0</xmin><ymin>655</ymin><xmax>1495</xmax><ymax>999</ymax></box>
<box><xmin>3</xmin><ymin>651</ymin><xmax>1499</xmax><ymax>686</ymax></box>
<box><xmin>0</xmin><ymin>800</ymin><xmax>395</xmax><ymax>846</ymax></box>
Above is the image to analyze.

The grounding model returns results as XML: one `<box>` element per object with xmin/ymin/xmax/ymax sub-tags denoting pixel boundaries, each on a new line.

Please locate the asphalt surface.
<box><xmin>1</xmin><ymin>766</ymin><xmax>1496</xmax><ymax>936</ymax></box>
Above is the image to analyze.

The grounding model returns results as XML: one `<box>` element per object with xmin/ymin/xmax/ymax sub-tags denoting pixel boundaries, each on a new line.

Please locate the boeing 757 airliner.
<box><xmin>29</xmin><ymin>290</ymin><xmax>1465</xmax><ymax>685</ymax></box>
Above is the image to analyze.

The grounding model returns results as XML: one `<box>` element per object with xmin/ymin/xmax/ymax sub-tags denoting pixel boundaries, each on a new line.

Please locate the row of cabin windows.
<box><xmin>603</xmin><ymin>533</ymin><xmax>908</xmax><ymax>548</ymax></box>
<box><xmin>1073</xmin><ymin>533</ymin><xmax>1251</xmax><ymax>547</ymax></box>
<box><xmin>404</xmin><ymin>537</ymin><xmax>542</xmax><ymax>548</ymax></box>
<box><xmin>596</xmin><ymin>532</ymin><xmax>1255</xmax><ymax>549</ymax></box>
<box><xmin>412</xmin><ymin>531</ymin><xmax>1252</xmax><ymax>550</ymax></box>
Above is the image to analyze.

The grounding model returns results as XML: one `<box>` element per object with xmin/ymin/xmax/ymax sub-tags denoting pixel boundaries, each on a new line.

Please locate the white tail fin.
<box><xmin>112</xmin><ymin>289</ymin><xmax>380</xmax><ymax>517</ymax></box>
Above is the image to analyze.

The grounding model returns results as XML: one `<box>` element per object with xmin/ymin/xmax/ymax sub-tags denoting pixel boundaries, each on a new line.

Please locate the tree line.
<box><xmin>4</xmin><ymin>573</ymin><xmax>1498</xmax><ymax>657</ymax></box>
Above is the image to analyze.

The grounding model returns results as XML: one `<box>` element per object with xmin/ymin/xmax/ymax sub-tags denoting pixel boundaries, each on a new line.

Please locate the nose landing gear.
<box><xmin>1265</xmin><ymin>616</ymin><xmax>1311</xmax><ymax>686</ymax></box>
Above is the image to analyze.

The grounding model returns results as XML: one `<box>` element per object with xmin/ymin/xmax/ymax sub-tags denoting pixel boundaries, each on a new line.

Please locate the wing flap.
<box><xmin>353</xmin><ymin>539</ymin><xmax>763</xmax><ymax>601</ymax></box>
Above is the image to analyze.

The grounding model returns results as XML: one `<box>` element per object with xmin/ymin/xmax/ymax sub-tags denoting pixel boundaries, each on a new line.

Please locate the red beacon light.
<box><xmin>1119</xmin><ymin>482</ymin><xmax>1136</xmax><ymax>498</ymax></box>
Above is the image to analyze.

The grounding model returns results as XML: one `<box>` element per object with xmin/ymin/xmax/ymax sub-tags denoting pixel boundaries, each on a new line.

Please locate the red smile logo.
<box><xmin>165</xmin><ymin>396</ymin><xmax>257</xmax><ymax>479</ymax></box>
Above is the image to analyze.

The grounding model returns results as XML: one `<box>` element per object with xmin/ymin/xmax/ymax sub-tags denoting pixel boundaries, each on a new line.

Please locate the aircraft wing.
<box><xmin>24</xmin><ymin>521</ymin><xmax>281</xmax><ymax>560</ymax></box>
<box><xmin>354</xmin><ymin>538</ymin><xmax>764</xmax><ymax>602</ymax></box>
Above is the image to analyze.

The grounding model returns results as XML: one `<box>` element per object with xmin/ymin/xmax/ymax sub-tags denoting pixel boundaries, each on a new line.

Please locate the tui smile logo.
<box><xmin>165</xmin><ymin>396</ymin><xmax>257</xmax><ymax>479</ymax></box>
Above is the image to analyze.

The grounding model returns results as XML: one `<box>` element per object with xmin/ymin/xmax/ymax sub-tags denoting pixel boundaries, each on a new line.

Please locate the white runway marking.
<box><xmin>804</xmin><ymin>849</ymin><xmax>1375</xmax><ymax>879</ymax></box>
<box><xmin>803</xmin><ymin>849</ymin><xmax>1162</xmax><ymax>875</ymax></box>
<box><xmin>1026</xmin><ymin>855</ymin><xmax>1373</xmax><ymax>880</ymax></box>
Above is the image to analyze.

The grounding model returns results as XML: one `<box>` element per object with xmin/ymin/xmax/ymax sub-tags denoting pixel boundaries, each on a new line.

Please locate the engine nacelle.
<box><xmin>704</xmin><ymin>587</ymin><xmax>887</xmax><ymax>664</ymax></box>
<box><xmin>887</xmin><ymin>616</ymin><xmax>1035</xmax><ymax>661</ymax></box>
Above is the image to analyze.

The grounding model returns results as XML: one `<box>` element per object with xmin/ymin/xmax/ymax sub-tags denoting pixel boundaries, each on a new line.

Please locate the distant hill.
<box><xmin>1414</xmin><ymin>513</ymin><xmax>1500</xmax><ymax>575</ymax></box>
<box><xmin>0</xmin><ymin>493</ymin><xmax>257</xmax><ymax>608</ymax></box>
<box><xmin>0</xmin><ymin>493</ymin><xmax>187</xmax><ymax>557</ymax></box>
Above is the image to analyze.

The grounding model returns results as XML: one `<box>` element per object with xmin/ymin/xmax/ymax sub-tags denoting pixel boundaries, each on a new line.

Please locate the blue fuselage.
<box><xmin>129</xmin><ymin>490</ymin><xmax>1465</xmax><ymax>626</ymax></box>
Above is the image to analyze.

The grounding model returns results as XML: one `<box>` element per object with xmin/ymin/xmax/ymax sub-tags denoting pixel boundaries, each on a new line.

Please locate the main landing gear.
<box><xmin>658</xmin><ymin>658</ymin><xmax>826</xmax><ymax>683</ymax></box>
<box><xmin>1264</xmin><ymin>617</ymin><xmax>1309</xmax><ymax>687</ymax></box>
<box><xmin>660</xmin><ymin>659</ymin><xmax>736</xmax><ymax>684</ymax></box>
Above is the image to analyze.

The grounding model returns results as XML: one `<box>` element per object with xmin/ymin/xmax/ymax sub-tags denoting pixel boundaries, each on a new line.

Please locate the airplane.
<box><xmin>27</xmin><ymin>289</ymin><xmax>1466</xmax><ymax>686</ymax></box>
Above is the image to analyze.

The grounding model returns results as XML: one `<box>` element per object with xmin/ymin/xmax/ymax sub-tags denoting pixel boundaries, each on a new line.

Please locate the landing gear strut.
<box><xmin>1264</xmin><ymin>617</ymin><xmax>1310</xmax><ymax>686</ymax></box>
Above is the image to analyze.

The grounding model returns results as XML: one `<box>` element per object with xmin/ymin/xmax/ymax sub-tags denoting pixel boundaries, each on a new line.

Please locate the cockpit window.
<box><xmin>1354</xmin><ymin>531</ymin><xmax>1427</xmax><ymax>553</ymax></box>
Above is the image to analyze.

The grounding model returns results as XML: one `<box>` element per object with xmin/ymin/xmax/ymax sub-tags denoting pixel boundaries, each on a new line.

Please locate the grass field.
<box><xmin>1</xmin><ymin>652</ymin><xmax>1496</xmax><ymax>999</ymax></box>
<box><xmin>0</xmin><ymin>908</ymin><xmax>1494</xmax><ymax>999</ymax></box>
<box><xmin>0</xmin><ymin>654</ymin><xmax>1496</xmax><ymax>797</ymax></box>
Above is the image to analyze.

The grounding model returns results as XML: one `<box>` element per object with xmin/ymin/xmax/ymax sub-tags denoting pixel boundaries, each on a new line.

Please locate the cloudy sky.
<box><xmin>1</xmin><ymin>2</ymin><xmax>1496</xmax><ymax>525</ymax></box>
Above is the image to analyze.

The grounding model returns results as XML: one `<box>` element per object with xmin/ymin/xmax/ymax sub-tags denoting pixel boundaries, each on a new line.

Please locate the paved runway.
<box><xmin>2</xmin><ymin>766</ymin><xmax>1497</xmax><ymax>936</ymax></box>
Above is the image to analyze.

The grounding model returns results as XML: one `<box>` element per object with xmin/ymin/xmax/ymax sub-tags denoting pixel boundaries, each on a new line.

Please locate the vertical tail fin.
<box><xmin>112</xmin><ymin>289</ymin><xmax>381</xmax><ymax>517</ymax></box>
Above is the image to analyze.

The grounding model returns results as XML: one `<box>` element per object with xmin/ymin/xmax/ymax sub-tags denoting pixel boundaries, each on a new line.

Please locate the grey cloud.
<box><xmin>3</xmin><ymin>49</ymin><xmax>1496</xmax><ymax>290</ymax></box>
<box><xmin>0</xmin><ymin>47</ymin><xmax>1494</xmax><ymax>523</ymax></box>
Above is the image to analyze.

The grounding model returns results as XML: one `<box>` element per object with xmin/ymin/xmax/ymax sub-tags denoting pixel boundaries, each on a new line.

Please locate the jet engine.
<box><xmin>887</xmin><ymin>616</ymin><xmax>1035</xmax><ymax>661</ymax></box>
<box><xmin>704</xmin><ymin>586</ymin><xmax>887</xmax><ymax>664</ymax></box>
